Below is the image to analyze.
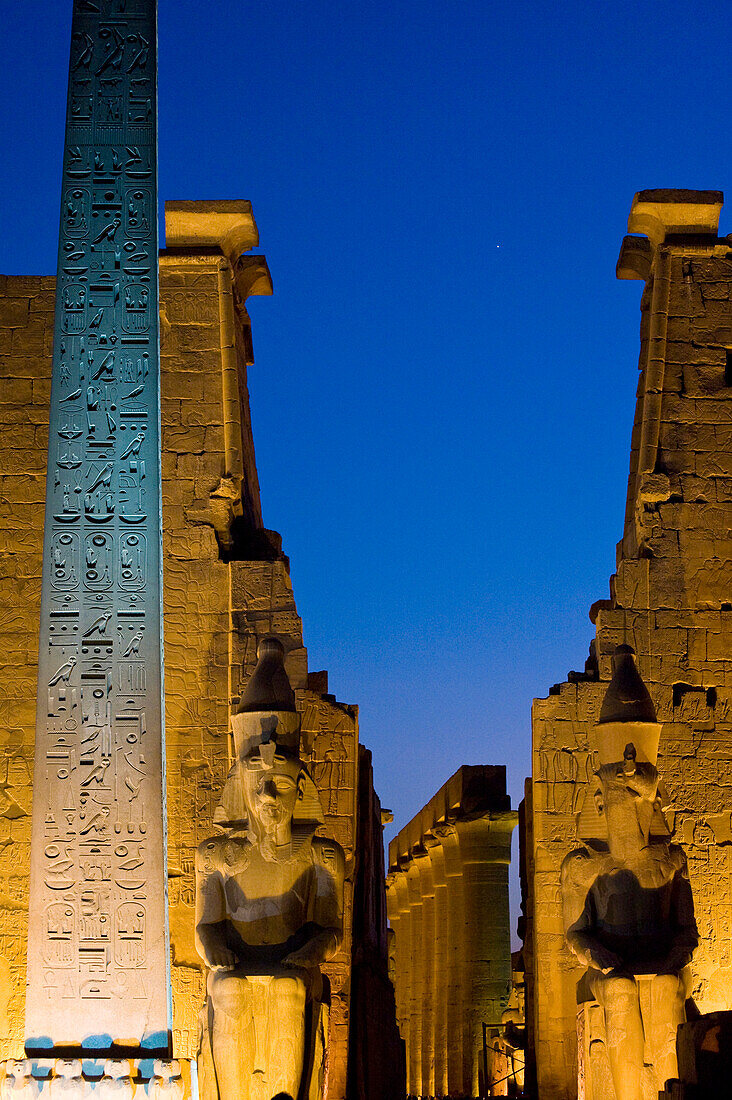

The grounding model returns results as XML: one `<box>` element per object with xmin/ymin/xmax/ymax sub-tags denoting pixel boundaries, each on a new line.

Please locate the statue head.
<box><xmin>593</xmin><ymin>645</ymin><xmax>661</xmax><ymax>763</ymax></box>
<box><xmin>593</xmin><ymin>746</ymin><xmax>660</xmax><ymax>855</ymax></box>
<box><xmin>579</xmin><ymin>646</ymin><xmax>666</xmax><ymax>850</ymax></box>
<box><xmin>221</xmin><ymin>637</ymin><xmax>313</xmax><ymax>841</ymax></box>
<box><xmin>103</xmin><ymin>1061</ymin><xmax>130</xmax><ymax>1080</ymax></box>
<box><xmin>6</xmin><ymin>1061</ymin><xmax>32</xmax><ymax>1083</ymax></box>
<box><xmin>240</xmin><ymin>749</ymin><xmax>305</xmax><ymax>835</ymax></box>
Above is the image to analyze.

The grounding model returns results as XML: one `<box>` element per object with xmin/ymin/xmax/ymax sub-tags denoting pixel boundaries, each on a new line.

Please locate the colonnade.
<box><xmin>386</xmin><ymin>766</ymin><xmax>517</xmax><ymax>1098</ymax></box>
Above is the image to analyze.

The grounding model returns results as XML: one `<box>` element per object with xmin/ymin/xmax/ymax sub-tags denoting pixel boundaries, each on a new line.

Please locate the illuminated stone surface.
<box><xmin>561</xmin><ymin>646</ymin><xmax>698</xmax><ymax>1099</ymax></box>
<box><xmin>195</xmin><ymin>637</ymin><xmax>344</xmax><ymax>1100</ymax></box>
<box><xmin>626</xmin><ymin>189</ymin><xmax>723</xmax><ymax>247</ymax></box>
<box><xmin>0</xmin><ymin>1059</ymin><xmax>184</xmax><ymax>1100</ymax></box>
<box><xmin>24</xmin><ymin>0</ymin><xmax>168</xmax><ymax>1052</ymax></box>
<box><xmin>0</xmin><ymin>197</ymin><xmax>399</xmax><ymax>1094</ymax></box>
<box><xmin>489</xmin><ymin>954</ymin><xmax>526</xmax><ymax>1096</ymax></box>
<box><xmin>164</xmin><ymin>202</ymin><xmax>259</xmax><ymax>265</ymax></box>
<box><xmin>386</xmin><ymin>766</ymin><xmax>517</xmax><ymax>1098</ymax></box>
<box><xmin>526</xmin><ymin>189</ymin><xmax>732</xmax><ymax>1099</ymax></box>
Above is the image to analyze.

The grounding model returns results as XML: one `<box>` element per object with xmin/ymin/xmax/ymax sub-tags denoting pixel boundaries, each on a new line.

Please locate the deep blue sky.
<box><xmin>2</xmin><ymin>0</ymin><xmax>731</xmax><ymax>939</ymax></box>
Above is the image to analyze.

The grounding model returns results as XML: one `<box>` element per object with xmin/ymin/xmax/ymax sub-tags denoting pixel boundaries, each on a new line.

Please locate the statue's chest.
<box><xmin>223</xmin><ymin>852</ymin><xmax>314</xmax><ymax>936</ymax></box>
<box><xmin>594</xmin><ymin>863</ymin><xmax>674</xmax><ymax>929</ymax></box>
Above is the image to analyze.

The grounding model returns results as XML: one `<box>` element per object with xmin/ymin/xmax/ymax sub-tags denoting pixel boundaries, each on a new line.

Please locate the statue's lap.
<box><xmin>208</xmin><ymin>965</ymin><xmax>311</xmax><ymax>1018</ymax></box>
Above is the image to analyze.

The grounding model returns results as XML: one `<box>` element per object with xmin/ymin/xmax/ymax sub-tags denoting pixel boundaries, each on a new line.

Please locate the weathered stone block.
<box><xmin>161</xmin><ymin>397</ymin><xmax>182</xmax><ymax>425</ymax></box>
<box><xmin>31</xmin><ymin>377</ymin><xmax>50</xmax><ymax>404</ymax></box>
<box><xmin>164</xmin><ymin>479</ymin><xmax>196</xmax><ymax>507</ymax></box>
<box><xmin>163</xmin><ymin>372</ymin><xmax>206</xmax><ymax>401</ymax></box>
<box><xmin>696</xmin><ymin>452</ymin><xmax>732</xmax><ymax>478</ymax></box>
<box><xmin>181</xmin><ymin>402</ymin><xmax>223</xmax><ymax>427</ymax></box>
<box><xmin>0</xmin><ymin>379</ymin><xmax>32</xmax><ymax>405</ymax></box>
<box><xmin>10</xmin><ymin>320</ymin><xmax>45</xmax><ymax>356</ymax></box>
<box><xmin>203</xmin><ymin>374</ymin><xmax>225</xmax><ymax>403</ymax></box>
<box><xmin>168</xmin><ymin>324</ymin><xmax>221</xmax><ymax>354</ymax></box>
<box><xmin>164</xmin><ymin>427</ymin><xmax>207</xmax><ymax>454</ymax></box>
<box><xmin>203</xmin><ymin>426</ymin><xmax>224</xmax><ymax>452</ymax></box>
<box><xmin>0</xmin><ymin>300</ymin><xmax>29</xmax><ymax>328</ymax></box>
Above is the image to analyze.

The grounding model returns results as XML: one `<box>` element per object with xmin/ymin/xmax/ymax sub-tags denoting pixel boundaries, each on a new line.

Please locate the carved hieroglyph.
<box><xmin>25</xmin><ymin>0</ymin><xmax>169</xmax><ymax>1048</ymax></box>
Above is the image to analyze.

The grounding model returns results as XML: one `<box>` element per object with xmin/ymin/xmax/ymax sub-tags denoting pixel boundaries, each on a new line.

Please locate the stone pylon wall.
<box><xmin>0</xmin><ymin>272</ymin><xmax>53</xmax><ymax>1057</ymax></box>
<box><xmin>0</xmin><ymin>205</ymin><xmax>362</xmax><ymax>1099</ymax></box>
<box><xmin>386</xmin><ymin>766</ymin><xmax>517</xmax><ymax>1099</ymax></box>
<box><xmin>528</xmin><ymin>192</ymin><xmax>732</xmax><ymax>1099</ymax></box>
<box><xmin>226</xmin><ymin>558</ymin><xmax>360</xmax><ymax>1100</ymax></box>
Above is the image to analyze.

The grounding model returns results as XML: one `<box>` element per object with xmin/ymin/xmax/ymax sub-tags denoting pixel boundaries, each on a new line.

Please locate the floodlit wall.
<box><xmin>0</xmin><ymin>206</ymin><xmax>371</xmax><ymax>1098</ymax></box>
<box><xmin>528</xmin><ymin>191</ymin><xmax>732</xmax><ymax>1099</ymax></box>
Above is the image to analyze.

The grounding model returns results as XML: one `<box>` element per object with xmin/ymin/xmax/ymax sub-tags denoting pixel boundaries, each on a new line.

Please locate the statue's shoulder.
<box><xmin>311</xmin><ymin>834</ymin><xmax>345</xmax><ymax>876</ymax></box>
<box><xmin>195</xmin><ymin>833</ymin><xmax>229</xmax><ymax>874</ymax></box>
<box><xmin>667</xmin><ymin>842</ymin><xmax>690</xmax><ymax>875</ymax></box>
<box><xmin>560</xmin><ymin>845</ymin><xmax>608</xmax><ymax>928</ymax></box>
<box><xmin>561</xmin><ymin>844</ymin><xmax>607</xmax><ymax>889</ymax></box>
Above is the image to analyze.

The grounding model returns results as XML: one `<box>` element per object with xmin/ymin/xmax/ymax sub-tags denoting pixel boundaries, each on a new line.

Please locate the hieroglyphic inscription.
<box><xmin>25</xmin><ymin>0</ymin><xmax>169</xmax><ymax>1049</ymax></box>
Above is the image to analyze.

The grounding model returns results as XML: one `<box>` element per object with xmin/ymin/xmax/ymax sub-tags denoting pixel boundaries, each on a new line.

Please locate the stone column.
<box><xmin>429</xmin><ymin>841</ymin><xmax>449</xmax><ymax>1098</ymax></box>
<box><xmin>416</xmin><ymin>851</ymin><xmax>436</xmax><ymax>1097</ymax></box>
<box><xmin>442</xmin><ymin>824</ymin><xmax>467</xmax><ymax>1096</ymax></box>
<box><xmin>406</xmin><ymin>860</ymin><xmax>425</xmax><ymax>1096</ymax></box>
<box><xmin>392</xmin><ymin>871</ymin><xmax>413</xmax><ymax>1084</ymax></box>
<box><xmin>457</xmin><ymin>817</ymin><xmax>515</xmax><ymax>1096</ymax></box>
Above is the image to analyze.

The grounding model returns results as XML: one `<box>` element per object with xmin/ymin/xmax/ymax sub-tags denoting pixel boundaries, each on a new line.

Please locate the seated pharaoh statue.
<box><xmin>195</xmin><ymin>637</ymin><xmax>345</xmax><ymax>1100</ymax></box>
<box><xmin>561</xmin><ymin>645</ymin><xmax>699</xmax><ymax>1100</ymax></box>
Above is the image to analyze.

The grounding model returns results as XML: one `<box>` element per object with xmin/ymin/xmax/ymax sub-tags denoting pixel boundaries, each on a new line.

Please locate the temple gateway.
<box><xmin>0</xmin><ymin>3</ymin><xmax>731</xmax><ymax>1098</ymax></box>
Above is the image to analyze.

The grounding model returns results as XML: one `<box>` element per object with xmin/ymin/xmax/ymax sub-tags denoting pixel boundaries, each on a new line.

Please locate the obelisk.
<box><xmin>25</xmin><ymin>0</ymin><xmax>170</xmax><ymax>1053</ymax></box>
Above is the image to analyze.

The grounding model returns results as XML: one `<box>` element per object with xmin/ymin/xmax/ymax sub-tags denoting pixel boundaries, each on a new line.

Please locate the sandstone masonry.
<box><xmin>0</xmin><ymin>202</ymin><xmax>400</xmax><ymax>1099</ymax></box>
<box><xmin>526</xmin><ymin>190</ymin><xmax>732</xmax><ymax>1099</ymax></box>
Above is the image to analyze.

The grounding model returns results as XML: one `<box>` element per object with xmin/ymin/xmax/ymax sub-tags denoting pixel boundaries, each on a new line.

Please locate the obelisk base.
<box><xmin>0</xmin><ymin>1058</ymin><xmax>197</xmax><ymax>1100</ymax></box>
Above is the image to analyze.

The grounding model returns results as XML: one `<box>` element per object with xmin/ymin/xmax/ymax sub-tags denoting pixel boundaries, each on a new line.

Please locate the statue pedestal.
<box><xmin>0</xmin><ymin>1059</ymin><xmax>196</xmax><ymax>1100</ymax></box>
<box><xmin>577</xmin><ymin>997</ymin><xmax>616</xmax><ymax>1100</ymax></box>
<box><xmin>674</xmin><ymin>1012</ymin><xmax>732</xmax><ymax>1097</ymax></box>
<box><xmin>197</xmin><ymin>983</ymin><xmax>329</xmax><ymax>1100</ymax></box>
<box><xmin>577</xmin><ymin>972</ymin><xmax>686</xmax><ymax>1100</ymax></box>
